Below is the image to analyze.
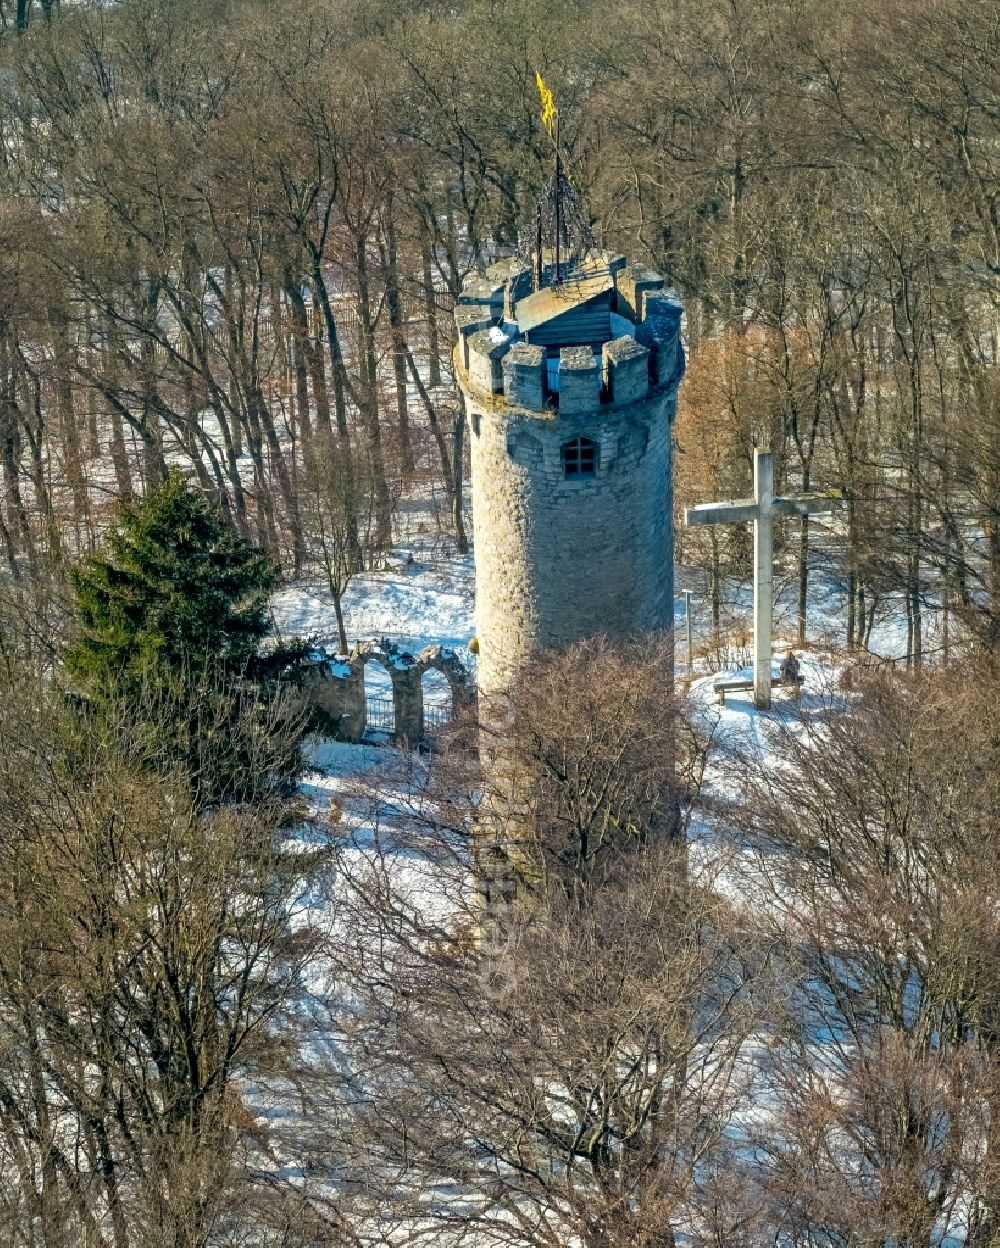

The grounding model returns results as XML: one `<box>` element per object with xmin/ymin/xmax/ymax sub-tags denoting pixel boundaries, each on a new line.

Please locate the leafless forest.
<box><xmin>0</xmin><ymin>0</ymin><xmax>996</xmax><ymax>648</ymax></box>
<box><xmin>0</xmin><ymin>0</ymin><xmax>998</xmax><ymax>1244</ymax></box>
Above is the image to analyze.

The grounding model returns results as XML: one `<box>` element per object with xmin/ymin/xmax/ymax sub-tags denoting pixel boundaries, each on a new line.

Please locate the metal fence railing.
<box><xmin>363</xmin><ymin>695</ymin><xmax>454</xmax><ymax>743</ymax></box>
<box><xmin>365</xmin><ymin>694</ymin><xmax>395</xmax><ymax>733</ymax></box>
<box><xmin>423</xmin><ymin>703</ymin><xmax>449</xmax><ymax>733</ymax></box>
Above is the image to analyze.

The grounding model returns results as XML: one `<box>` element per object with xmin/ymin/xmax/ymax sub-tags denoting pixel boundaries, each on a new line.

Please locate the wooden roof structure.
<box><xmin>514</xmin><ymin>271</ymin><xmax>614</xmax><ymax>348</ymax></box>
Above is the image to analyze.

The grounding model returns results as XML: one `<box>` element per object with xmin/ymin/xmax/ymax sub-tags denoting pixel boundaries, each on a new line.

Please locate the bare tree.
<box><xmin>300</xmin><ymin>640</ymin><xmax>767</xmax><ymax>1246</ymax></box>
<box><xmin>719</xmin><ymin>664</ymin><xmax>1000</xmax><ymax>1244</ymax></box>
<box><xmin>301</xmin><ymin>433</ymin><xmax>387</xmax><ymax>652</ymax></box>
<box><xmin>0</xmin><ymin>645</ymin><xmax>333</xmax><ymax>1246</ymax></box>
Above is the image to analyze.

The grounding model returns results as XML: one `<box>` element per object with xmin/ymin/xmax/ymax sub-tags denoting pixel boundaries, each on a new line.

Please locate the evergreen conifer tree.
<box><xmin>66</xmin><ymin>475</ymin><xmax>304</xmax><ymax>803</ymax></box>
<box><xmin>67</xmin><ymin>472</ymin><xmax>280</xmax><ymax>693</ymax></box>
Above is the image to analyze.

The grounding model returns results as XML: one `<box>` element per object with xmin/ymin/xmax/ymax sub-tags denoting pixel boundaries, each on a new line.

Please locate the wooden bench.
<box><xmin>713</xmin><ymin>674</ymin><xmax>803</xmax><ymax>706</ymax></box>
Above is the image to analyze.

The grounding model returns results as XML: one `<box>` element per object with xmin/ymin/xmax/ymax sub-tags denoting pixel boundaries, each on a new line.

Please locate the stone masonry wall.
<box><xmin>468</xmin><ymin>385</ymin><xmax>676</xmax><ymax>696</ymax></box>
<box><xmin>304</xmin><ymin>643</ymin><xmax>473</xmax><ymax>744</ymax></box>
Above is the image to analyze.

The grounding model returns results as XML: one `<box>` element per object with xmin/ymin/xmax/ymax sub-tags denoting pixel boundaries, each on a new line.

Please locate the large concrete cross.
<box><xmin>684</xmin><ymin>449</ymin><xmax>843</xmax><ymax>709</ymax></box>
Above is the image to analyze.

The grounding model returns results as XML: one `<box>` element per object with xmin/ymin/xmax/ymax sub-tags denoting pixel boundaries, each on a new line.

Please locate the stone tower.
<box><xmin>454</xmin><ymin>252</ymin><xmax>684</xmax><ymax>699</ymax></box>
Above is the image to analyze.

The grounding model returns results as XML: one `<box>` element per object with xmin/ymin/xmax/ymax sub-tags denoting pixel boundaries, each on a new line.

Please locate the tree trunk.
<box><xmin>139</xmin><ymin>281</ymin><xmax>167</xmax><ymax>488</ymax></box>
<box><xmin>382</xmin><ymin>199</ymin><xmax>415</xmax><ymax>474</ymax></box>
<box><xmin>451</xmin><ymin>403</ymin><xmax>468</xmax><ymax>556</ymax></box>
<box><xmin>0</xmin><ymin>495</ymin><xmax>17</xmax><ymax>578</ymax></box>
<box><xmin>420</xmin><ymin>220</ymin><xmax>442</xmax><ymax>389</ymax></box>
<box><xmin>797</xmin><ymin>512</ymin><xmax>809</xmax><ymax>647</ymax></box>
<box><xmin>295</xmin><ymin>292</ymin><xmax>331</xmax><ymax>446</ymax></box>
<box><xmin>401</xmin><ymin>341</ymin><xmax>469</xmax><ymax>556</ymax></box>
<box><xmin>254</xmin><ymin>383</ymin><xmax>305</xmax><ymax>574</ymax></box>
<box><xmin>53</xmin><ymin>331</ymin><xmax>89</xmax><ymax>544</ymax></box>
<box><xmin>354</xmin><ymin>230</ymin><xmax>393</xmax><ymax>549</ymax></box>
<box><xmin>310</xmin><ymin>262</ymin><xmax>351</xmax><ymax>440</ymax></box>
<box><xmin>283</xmin><ymin>269</ymin><xmax>325</xmax><ymax>452</ymax></box>
<box><xmin>846</xmin><ymin>538</ymin><xmax>857</xmax><ymax>651</ymax></box>
<box><xmin>310</xmin><ymin>265</ymin><xmax>362</xmax><ymax>569</ymax></box>
<box><xmin>21</xmin><ymin>366</ymin><xmax>57</xmax><ymax>557</ymax></box>
<box><xmin>710</xmin><ymin>530</ymin><xmax>721</xmax><ymax>633</ymax></box>
<box><xmin>0</xmin><ymin>334</ymin><xmax>33</xmax><ymax>565</ymax></box>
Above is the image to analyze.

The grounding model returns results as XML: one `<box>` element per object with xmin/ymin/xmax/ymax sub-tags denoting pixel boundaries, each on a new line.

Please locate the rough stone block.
<box><xmin>392</xmin><ymin>666</ymin><xmax>424</xmax><ymax>744</ymax></box>
<box><xmin>305</xmin><ymin>661</ymin><xmax>365</xmax><ymax>742</ymax></box>
<box><xmin>468</xmin><ymin>328</ymin><xmax>515</xmax><ymax>394</ymax></box>
<box><xmin>602</xmin><ymin>336</ymin><xmax>650</xmax><ymax>405</ymax></box>
<box><xmin>614</xmin><ymin>265</ymin><xmax>665</xmax><ymax>321</ymax></box>
<box><xmin>637</xmin><ymin>289</ymin><xmax>684</xmax><ymax>385</ymax></box>
<box><xmin>642</xmin><ymin>288</ymin><xmax>683</xmax><ymax>326</ymax></box>
<box><xmin>458</xmin><ymin>276</ymin><xmax>504</xmax><ymax>314</ymax></box>
<box><xmin>485</xmin><ymin>256</ymin><xmax>526</xmax><ymax>283</ymax></box>
<box><xmin>584</xmin><ymin>248</ymin><xmax>627</xmax><ymax>278</ymax></box>
<box><xmin>455</xmin><ymin>304</ymin><xmax>496</xmax><ymax>370</ymax></box>
<box><xmin>503</xmin><ymin>341</ymin><xmax>546</xmax><ymax>409</ymax></box>
<box><xmin>618</xmin><ymin>421</ymin><xmax>649</xmax><ymax>464</ymax></box>
<box><xmin>558</xmin><ymin>346</ymin><xmax>600</xmax><ymax>414</ymax></box>
<box><xmin>507</xmin><ymin>426</ymin><xmax>544</xmax><ymax>467</ymax></box>
<box><xmin>504</xmin><ymin>268</ymin><xmax>534</xmax><ymax>320</ymax></box>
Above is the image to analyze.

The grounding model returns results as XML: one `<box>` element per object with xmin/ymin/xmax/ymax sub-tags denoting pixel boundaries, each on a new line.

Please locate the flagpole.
<box><xmin>554</xmin><ymin>109</ymin><xmax>561</xmax><ymax>284</ymax></box>
<box><xmin>534</xmin><ymin>72</ymin><xmax>559</xmax><ymax>288</ymax></box>
<box><xmin>535</xmin><ymin>205</ymin><xmax>543</xmax><ymax>291</ymax></box>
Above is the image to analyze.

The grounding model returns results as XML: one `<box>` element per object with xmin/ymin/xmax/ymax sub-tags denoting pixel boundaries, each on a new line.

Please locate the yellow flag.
<box><xmin>535</xmin><ymin>71</ymin><xmax>556</xmax><ymax>141</ymax></box>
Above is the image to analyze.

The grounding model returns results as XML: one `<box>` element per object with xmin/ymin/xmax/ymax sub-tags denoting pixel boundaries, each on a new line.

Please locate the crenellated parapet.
<box><xmin>454</xmin><ymin>251</ymin><xmax>684</xmax><ymax>414</ymax></box>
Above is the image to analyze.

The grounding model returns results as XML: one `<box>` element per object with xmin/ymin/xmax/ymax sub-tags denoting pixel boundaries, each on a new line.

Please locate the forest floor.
<box><xmin>262</xmin><ymin>531</ymin><xmax>971</xmax><ymax>1241</ymax></box>
<box><xmin>270</xmin><ymin>529</ymin><xmax>859</xmax><ymax>911</ymax></box>
<box><xmin>267</xmin><ymin>508</ymin><xmax>924</xmax><ymax>834</ymax></box>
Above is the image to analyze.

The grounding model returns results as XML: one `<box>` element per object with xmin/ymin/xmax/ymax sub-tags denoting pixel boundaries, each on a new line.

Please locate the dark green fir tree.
<box><xmin>67</xmin><ymin>472</ymin><xmax>279</xmax><ymax>693</ymax></box>
<box><xmin>66</xmin><ymin>473</ymin><xmax>304</xmax><ymax>804</ymax></box>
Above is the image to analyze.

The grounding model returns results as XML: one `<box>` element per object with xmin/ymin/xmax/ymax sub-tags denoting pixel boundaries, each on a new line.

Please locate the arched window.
<box><xmin>561</xmin><ymin>436</ymin><xmax>597</xmax><ymax>478</ymax></box>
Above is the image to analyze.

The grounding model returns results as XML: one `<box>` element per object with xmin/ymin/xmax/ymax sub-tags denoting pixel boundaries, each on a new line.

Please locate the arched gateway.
<box><xmin>305</xmin><ymin>641</ymin><xmax>473</xmax><ymax>745</ymax></box>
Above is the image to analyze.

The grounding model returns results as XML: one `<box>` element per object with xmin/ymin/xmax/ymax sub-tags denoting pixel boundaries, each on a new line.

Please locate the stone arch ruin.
<box><xmin>305</xmin><ymin>640</ymin><xmax>473</xmax><ymax>745</ymax></box>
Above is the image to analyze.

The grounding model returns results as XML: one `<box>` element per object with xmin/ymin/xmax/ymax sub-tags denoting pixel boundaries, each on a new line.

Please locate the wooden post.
<box><xmin>535</xmin><ymin>206</ymin><xmax>543</xmax><ymax>291</ymax></box>
<box><xmin>684</xmin><ymin>589</ymin><xmax>693</xmax><ymax>672</ymax></box>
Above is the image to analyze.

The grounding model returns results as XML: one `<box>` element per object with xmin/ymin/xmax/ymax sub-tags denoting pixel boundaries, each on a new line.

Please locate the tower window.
<box><xmin>562</xmin><ymin>436</ymin><xmax>597</xmax><ymax>478</ymax></box>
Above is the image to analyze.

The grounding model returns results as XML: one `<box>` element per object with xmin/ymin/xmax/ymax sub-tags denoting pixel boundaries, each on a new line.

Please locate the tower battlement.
<box><xmin>454</xmin><ymin>251</ymin><xmax>684</xmax><ymax>413</ymax></box>
<box><xmin>456</xmin><ymin>250</ymin><xmax>684</xmax><ymax>698</ymax></box>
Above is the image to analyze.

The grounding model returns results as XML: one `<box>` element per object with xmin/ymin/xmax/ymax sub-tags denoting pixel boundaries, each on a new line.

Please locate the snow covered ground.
<box><xmin>268</xmin><ymin>537</ymin><xmax>973</xmax><ymax>1246</ymax></box>
<box><xmin>266</xmin><ymin>533</ymin><xmax>912</xmax><ymax>903</ymax></box>
<box><xmin>269</xmin><ymin>553</ymin><xmax>475</xmax><ymax>660</ymax></box>
<box><xmin>675</xmin><ymin>561</ymin><xmax>940</xmax><ymax>668</ymax></box>
<box><xmin>275</xmin><ymin>538</ymin><xmax>842</xmax><ymax>929</ymax></box>
<box><xmin>270</xmin><ymin>551</ymin><xmax>475</xmax><ymax>705</ymax></box>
